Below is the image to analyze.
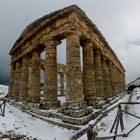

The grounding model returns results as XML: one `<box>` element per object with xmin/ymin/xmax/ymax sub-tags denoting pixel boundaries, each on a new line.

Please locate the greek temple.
<box><xmin>8</xmin><ymin>5</ymin><xmax>125</xmax><ymax>125</ymax></box>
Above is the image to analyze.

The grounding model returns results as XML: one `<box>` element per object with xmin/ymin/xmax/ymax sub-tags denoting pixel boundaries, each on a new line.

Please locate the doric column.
<box><xmin>60</xmin><ymin>31</ymin><xmax>93</xmax><ymax>123</ymax></box>
<box><xmin>94</xmin><ymin>49</ymin><xmax>104</xmax><ymax>97</ymax></box>
<box><xmin>8</xmin><ymin>62</ymin><xmax>15</xmax><ymax>98</ymax></box>
<box><xmin>112</xmin><ymin>65</ymin><xmax>117</xmax><ymax>95</ymax></box>
<box><xmin>60</xmin><ymin>72</ymin><xmax>65</xmax><ymax>96</ymax></box>
<box><xmin>118</xmin><ymin>71</ymin><xmax>121</xmax><ymax>93</ymax></box>
<box><xmin>102</xmin><ymin>56</ymin><xmax>111</xmax><ymax>98</ymax></box>
<box><xmin>43</xmin><ymin>39</ymin><xmax>60</xmax><ymax>108</ymax></box>
<box><xmin>13</xmin><ymin>61</ymin><xmax>21</xmax><ymax>100</ymax></box>
<box><xmin>19</xmin><ymin>57</ymin><xmax>29</xmax><ymax>100</ymax></box>
<box><xmin>116</xmin><ymin>69</ymin><xmax>119</xmax><ymax>94</ymax></box>
<box><xmin>120</xmin><ymin>73</ymin><xmax>124</xmax><ymax>92</ymax></box>
<box><xmin>114</xmin><ymin>67</ymin><xmax>118</xmax><ymax>95</ymax></box>
<box><xmin>29</xmin><ymin>50</ymin><xmax>40</xmax><ymax>103</ymax></box>
<box><xmin>83</xmin><ymin>41</ymin><xmax>96</xmax><ymax>106</ymax></box>
<box><xmin>108</xmin><ymin>61</ymin><xmax>114</xmax><ymax>96</ymax></box>
<box><xmin>66</xmin><ymin>31</ymin><xmax>84</xmax><ymax>104</ymax></box>
<box><xmin>122</xmin><ymin>74</ymin><xmax>126</xmax><ymax>91</ymax></box>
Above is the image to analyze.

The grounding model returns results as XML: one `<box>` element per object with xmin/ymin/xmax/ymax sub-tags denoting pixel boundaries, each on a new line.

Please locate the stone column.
<box><xmin>43</xmin><ymin>39</ymin><xmax>59</xmax><ymax>108</ymax></box>
<box><xmin>120</xmin><ymin>73</ymin><xmax>124</xmax><ymax>92</ymax></box>
<box><xmin>13</xmin><ymin>61</ymin><xmax>21</xmax><ymax>100</ymax></box>
<box><xmin>112</xmin><ymin>65</ymin><xmax>117</xmax><ymax>95</ymax></box>
<box><xmin>60</xmin><ymin>31</ymin><xmax>93</xmax><ymax>124</ymax></box>
<box><xmin>116</xmin><ymin>69</ymin><xmax>119</xmax><ymax>94</ymax></box>
<box><xmin>19</xmin><ymin>57</ymin><xmax>29</xmax><ymax>100</ymax></box>
<box><xmin>108</xmin><ymin>61</ymin><xmax>114</xmax><ymax>96</ymax></box>
<box><xmin>114</xmin><ymin>67</ymin><xmax>118</xmax><ymax>95</ymax></box>
<box><xmin>118</xmin><ymin>71</ymin><xmax>121</xmax><ymax>93</ymax></box>
<box><xmin>29</xmin><ymin>50</ymin><xmax>40</xmax><ymax>103</ymax></box>
<box><xmin>94</xmin><ymin>49</ymin><xmax>104</xmax><ymax>97</ymax></box>
<box><xmin>122</xmin><ymin>74</ymin><xmax>126</xmax><ymax>91</ymax></box>
<box><xmin>83</xmin><ymin>41</ymin><xmax>96</xmax><ymax>106</ymax></box>
<box><xmin>66</xmin><ymin>31</ymin><xmax>84</xmax><ymax>104</ymax></box>
<box><xmin>8</xmin><ymin>62</ymin><xmax>15</xmax><ymax>98</ymax></box>
<box><xmin>102</xmin><ymin>56</ymin><xmax>111</xmax><ymax>98</ymax></box>
<box><xmin>60</xmin><ymin>72</ymin><xmax>65</xmax><ymax>96</ymax></box>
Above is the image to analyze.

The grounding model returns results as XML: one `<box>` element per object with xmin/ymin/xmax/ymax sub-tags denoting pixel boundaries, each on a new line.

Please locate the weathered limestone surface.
<box><xmin>43</xmin><ymin>39</ymin><xmax>60</xmax><ymax>108</ymax></box>
<box><xmin>8</xmin><ymin>63</ymin><xmax>15</xmax><ymax>97</ymax></box>
<box><xmin>60</xmin><ymin>31</ymin><xmax>93</xmax><ymax>122</ymax></box>
<box><xmin>102</xmin><ymin>56</ymin><xmax>111</xmax><ymax>98</ymax></box>
<box><xmin>66</xmin><ymin>31</ymin><xmax>83</xmax><ymax>104</ymax></box>
<box><xmin>29</xmin><ymin>51</ymin><xmax>40</xmax><ymax>103</ymax></box>
<box><xmin>19</xmin><ymin>57</ymin><xmax>29</xmax><ymax>100</ymax></box>
<box><xmin>13</xmin><ymin>62</ymin><xmax>21</xmax><ymax>100</ymax></box>
<box><xmin>60</xmin><ymin>73</ymin><xmax>65</xmax><ymax>96</ymax></box>
<box><xmin>8</xmin><ymin>5</ymin><xmax>126</xmax><ymax>125</ymax></box>
<box><xmin>83</xmin><ymin>41</ymin><xmax>96</xmax><ymax>106</ymax></box>
<box><xmin>108</xmin><ymin>61</ymin><xmax>113</xmax><ymax>96</ymax></box>
<box><xmin>94</xmin><ymin>49</ymin><xmax>104</xmax><ymax>97</ymax></box>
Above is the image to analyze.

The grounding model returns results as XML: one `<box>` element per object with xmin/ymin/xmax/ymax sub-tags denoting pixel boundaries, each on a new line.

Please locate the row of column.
<box><xmin>82</xmin><ymin>43</ymin><xmax>125</xmax><ymax>105</ymax></box>
<box><xmin>8</xmin><ymin>49</ymin><xmax>65</xmax><ymax>105</ymax></box>
<box><xmin>9</xmin><ymin>30</ymin><xmax>126</xmax><ymax>108</ymax></box>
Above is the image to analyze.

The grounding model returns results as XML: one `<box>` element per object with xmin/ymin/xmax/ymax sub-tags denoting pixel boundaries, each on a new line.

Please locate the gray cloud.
<box><xmin>0</xmin><ymin>0</ymin><xmax>140</xmax><ymax>84</ymax></box>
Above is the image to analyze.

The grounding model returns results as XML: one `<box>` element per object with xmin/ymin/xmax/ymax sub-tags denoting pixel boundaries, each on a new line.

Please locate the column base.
<box><xmin>85</xmin><ymin>96</ymin><xmax>97</xmax><ymax>107</ymax></box>
<box><xmin>42</xmin><ymin>100</ymin><xmax>60</xmax><ymax>109</ymax></box>
<box><xmin>28</xmin><ymin>96</ymin><xmax>40</xmax><ymax>103</ymax></box>
<box><xmin>58</xmin><ymin>101</ymin><xmax>93</xmax><ymax>125</ymax></box>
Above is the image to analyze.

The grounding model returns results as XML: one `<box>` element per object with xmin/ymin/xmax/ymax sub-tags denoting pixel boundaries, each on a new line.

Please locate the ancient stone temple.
<box><xmin>8</xmin><ymin>5</ymin><xmax>126</xmax><ymax>125</ymax></box>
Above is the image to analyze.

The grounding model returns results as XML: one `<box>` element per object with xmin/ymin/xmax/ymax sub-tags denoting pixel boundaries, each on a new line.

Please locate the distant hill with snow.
<box><xmin>128</xmin><ymin>77</ymin><xmax>140</xmax><ymax>87</ymax></box>
<box><xmin>0</xmin><ymin>84</ymin><xmax>8</xmax><ymax>97</ymax></box>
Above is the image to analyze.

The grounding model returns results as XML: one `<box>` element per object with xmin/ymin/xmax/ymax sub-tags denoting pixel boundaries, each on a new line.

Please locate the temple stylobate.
<box><xmin>8</xmin><ymin>5</ymin><xmax>126</xmax><ymax>125</ymax></box>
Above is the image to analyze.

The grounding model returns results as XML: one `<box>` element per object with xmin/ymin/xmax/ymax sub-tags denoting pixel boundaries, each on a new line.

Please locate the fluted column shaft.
<box><xmin>43</xmin><ymin>39</ymin><xmax>59</xmax><ymax>108</ymax></box>
<box><xmin>8</xmin><ymin>62</ymin><xmax>15</xmax><ymax>97</ymax></box>
<box><xmin>60</xmin><ymin>73</ymin><xmax>65</xmax><ymax>96</ymax></box>
<box><xmin>66</xmin><ymin>31</ymin><xmax>84</xmax><ymax>103</ymax></box>
<box><xmin>112</xmin><ymin>65</ymin><xmax>117</xmax><ymax>95</ymax></box>
<box><xmin>116</xmin><ymin>69</ymin><xmax>119</xmax><ymax>94</ymax></box>
<box><xmin>30</xmin><ymin>51</ymin><xmax>40</xmax><ymax>103</ymax></box>
<box><xmin>122</xmin><ymin>74</ymin><xmax>126</xmax><ymax>91</ymax></box>
<box><xmin>94</xmin><ymin>50</ymin><xmax>104</xmax><ymax>97</ymax></box>
<box><xmin>13</xmin><ymin>61</ymin><xmax>21</xmax><ymax>100</ymax></box>
<box><xmin>102</xmin><ymin>56</ymin><xmax>111</xmax><ymax>98</ymax></box>
<box><xmin>108</xmin><ymin>62</ymin><xmax>114</xmax><ymax>96</ymax></box>
<box><xmin>19</xmin><ymin>57</ymin><xmax>29</xmax><ymax>100</ymax></box>
<box><xmin>83</xmin><ymin>42</ymin><xmax>96</xmax><ymax>106</ymax></box>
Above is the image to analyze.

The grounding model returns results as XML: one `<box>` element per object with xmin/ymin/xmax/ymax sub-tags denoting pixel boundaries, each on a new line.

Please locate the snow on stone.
<box><xmin>79</xmin><ymin>88</ymin><xmax>140</xmax><ymax>140</ymax></box>
<box><xmin>0</xmin><ymin>85</ymin><xmax>75</xmax><ymax>140</ymax></box>
<box><xmin>1</xmin><ymin>84</ymin><xmax>140</xmax><ymax>140</ymax></box>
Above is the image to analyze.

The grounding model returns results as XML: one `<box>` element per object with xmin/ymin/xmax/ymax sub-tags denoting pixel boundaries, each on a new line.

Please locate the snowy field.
<box><xmin>0</xmin><ymin>85</ymin><xmax>74</xmax><ymax>140</ymax></box>
<box><xmin>0</xmin><ymin>84</ymin><xmax>140</xmax><ymax>140</ymax></box>
<box><xmin>79</xmin><ymin>87</ymin><xmax>140</xmax><ymax>140</ymax></box>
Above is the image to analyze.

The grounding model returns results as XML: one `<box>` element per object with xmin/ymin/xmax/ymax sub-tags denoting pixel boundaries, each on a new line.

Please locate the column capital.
<box><xmin>44</xmin><ymin>38</ymin><xmax>61</xmax><ymax>47</ymax></box>
<box><xmin>94</xmin><ymin>48</ymin><xmax>102</xmax><ymax>56</ymax></box>
<box><xmin>65</xmin><ymin>30</ymin><xmax>81</xmax><ymax>37</ymax></box>
<box><xmin>101</xmin><ymin>55</ymin><xmax>107</xmax><ymax>62</ymax></box>
<box><xmin>82</xmin><ymin>40</ymin><xmax>94</xmax><ymax>49</ymax></box>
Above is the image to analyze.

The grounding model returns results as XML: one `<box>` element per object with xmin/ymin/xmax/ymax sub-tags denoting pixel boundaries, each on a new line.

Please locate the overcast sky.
<box><xmin>0</xmin><ymin>0</ymin><xmax>140</xmax><ymax>84</ymax></box>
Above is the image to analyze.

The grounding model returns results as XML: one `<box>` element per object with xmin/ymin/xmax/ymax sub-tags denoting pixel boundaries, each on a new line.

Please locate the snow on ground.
<box><xmin>0</xmin><ymin>85</ymin><xmax>75</xmax><ymax>140</ymax></box>
<box><xmin>79</xmin><ymin>87</ymin><xmax>140</xmax><ymax>140</ymax></box>
<box><xmin>119</xmin><ymin>87</ymin><xmax>140</xmax><ymax>140</ymax></box>
<box><xmin>0</xmin><ymin>85</ymin><xmax>8</xmax><ymax>97</ymax></box>
<box><xmin>1</xmin><ymin>84</ymin><xmax>140</xmax><ymax>140</ymax></box>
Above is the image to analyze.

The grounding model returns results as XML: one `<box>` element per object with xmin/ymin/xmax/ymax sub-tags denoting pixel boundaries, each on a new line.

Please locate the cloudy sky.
<box><xmin>0</xmin><ymin>0</ymin><xmax>140</xmax><ymax>84</ymax></box>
